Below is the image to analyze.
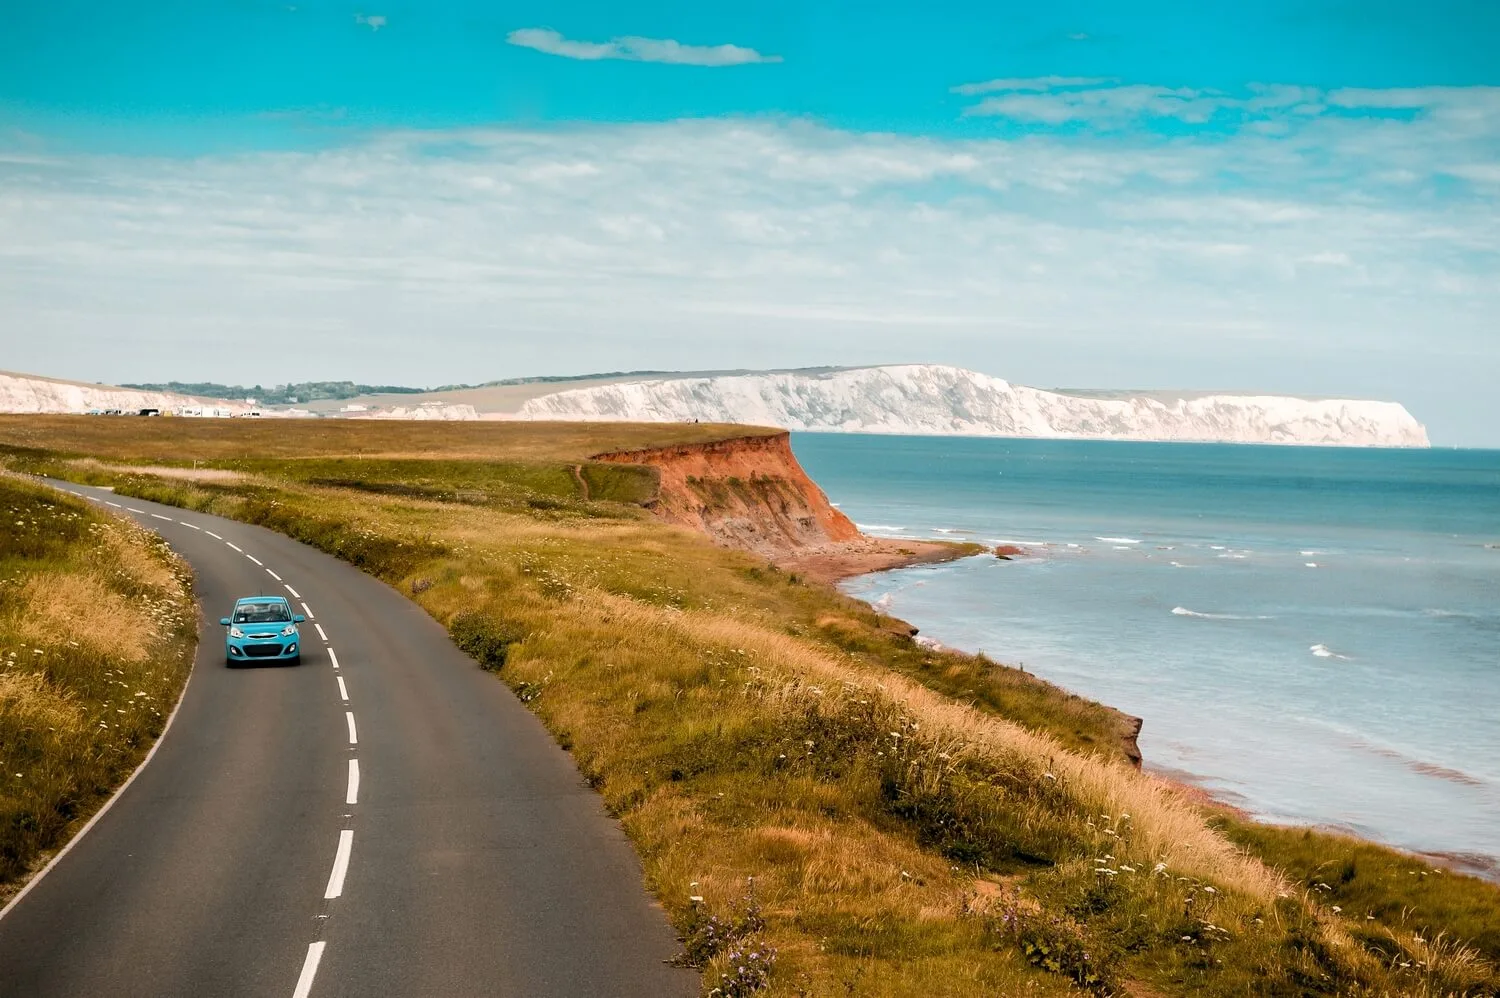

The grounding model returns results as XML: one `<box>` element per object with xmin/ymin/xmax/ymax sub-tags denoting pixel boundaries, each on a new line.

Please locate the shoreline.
<box><xmin>827</xmin><ymin>543</ymin><xmax>1500</xmax><ymax>886</ymax></box>
<box><xmin>773</xmin><ymin>535</ymin><xmax>980</xmax><ymax>585</ymax></box>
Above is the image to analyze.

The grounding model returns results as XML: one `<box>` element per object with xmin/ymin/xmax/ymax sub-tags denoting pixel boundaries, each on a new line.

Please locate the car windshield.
<box><xmin>233</xmin><ymin>602</ymin><xmax>291</xmax><ymax>624</ymax></box>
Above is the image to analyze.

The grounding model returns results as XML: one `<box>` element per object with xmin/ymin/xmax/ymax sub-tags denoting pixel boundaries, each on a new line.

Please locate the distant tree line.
<box><xmin>120</xmin><ymin>381</ymin><xmax>427</xmax><ymax>404</ymax></box>
<box><xmin>123</xmin><ymin>371</ymin><xmax>688</xmax><ymax>404</ymax></box>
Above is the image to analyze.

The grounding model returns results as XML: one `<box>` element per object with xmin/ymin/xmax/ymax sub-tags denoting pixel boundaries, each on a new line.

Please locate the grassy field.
<box><xmin>0</xmin><ymin>473</ymin><xmax>196</xmax><ymax>900</ymax></box>
<box><xmin>3</xmin><ymin>416</ymin><xmax>1497</xmax><ymax>997</ymax></box>
<box><xmin>0</xmin><ymin>413</ymin><xmax>778</xmax><ymax>462</ymax></box>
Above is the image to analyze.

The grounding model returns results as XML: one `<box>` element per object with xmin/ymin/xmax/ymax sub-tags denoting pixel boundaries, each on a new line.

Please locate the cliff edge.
<box><xmin>593</xmin><ymin>431</ymin><xmax>1144</xmax><ymax>766</ymax></box>
<box><xmin>593</xmin><ymin>431</ymin><xmax>860</xmax><ymax>557</ymax></box>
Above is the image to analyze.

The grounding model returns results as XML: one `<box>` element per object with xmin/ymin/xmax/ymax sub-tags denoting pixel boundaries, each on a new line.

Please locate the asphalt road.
<box><xmin>0</xmin><ymin>481</ymin><xmax>695</xmax><ymax>998</ymax></box>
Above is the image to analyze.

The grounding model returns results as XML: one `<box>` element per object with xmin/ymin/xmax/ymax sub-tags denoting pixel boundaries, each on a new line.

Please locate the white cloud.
<box><xmin>506</xmin><ymin>27</ymin><xmax>780</xmax><ymax>66</ymax></box>
<box><xmin>1445</xmin><ymin>163</ymin><xmax>1500</xmax><ymax>185</ymax></box>
<box><xmin>354</xmin><ymin>13</ymin><xmax>386</xmax><ymax>31</ymax></box>
<box><xmin>952</xmin><ymin>76</ymin><xmax>1113</xmax><ymax>96</ymax></box>
<box><xmin>0</xmin><ymin>83</ymin><xmax>1496</xmax><ymax>441</ymax></box>
<box><xmin>953</xmin><ymin>78</ymin><xmax>1500</xmax><ymax>136</ymax></box>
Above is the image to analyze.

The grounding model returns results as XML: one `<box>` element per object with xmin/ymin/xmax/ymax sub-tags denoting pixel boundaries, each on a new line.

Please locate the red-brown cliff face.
<box><xmin>592</xmin><ymin>431</ymin><xmax>859</xmax><ymax>557</ymax></box>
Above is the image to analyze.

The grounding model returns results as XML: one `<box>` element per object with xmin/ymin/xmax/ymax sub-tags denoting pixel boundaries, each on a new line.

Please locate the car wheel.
<box><xmin>290</xmin><ymin>654</ymin><xmax>302</xmax><ymax>666</ymax></box>
<box><xmin>226</xmin><ymin>656</ymin><xmax>237</xmax><ymax>668</ymax></box>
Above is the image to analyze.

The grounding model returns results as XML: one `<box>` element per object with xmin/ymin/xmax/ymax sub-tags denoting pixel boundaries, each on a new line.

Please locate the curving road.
<box><xmin>0</xmin><ymin>481</ymin><xmax>694</xmax><ymax>998</ymax></box>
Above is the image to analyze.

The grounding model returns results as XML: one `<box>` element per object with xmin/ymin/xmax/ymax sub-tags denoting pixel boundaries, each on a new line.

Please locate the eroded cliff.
<box><xmin>593</xmin><ymin>431</ymin><xmax>859</xmax><ymax>558</ymax></box>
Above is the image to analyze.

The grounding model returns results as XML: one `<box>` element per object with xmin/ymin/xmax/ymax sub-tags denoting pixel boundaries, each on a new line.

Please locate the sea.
<box><xmin>791</xmin><ymin>433</ymin><xmax>1500</xmax><ymax>873</ymax></box>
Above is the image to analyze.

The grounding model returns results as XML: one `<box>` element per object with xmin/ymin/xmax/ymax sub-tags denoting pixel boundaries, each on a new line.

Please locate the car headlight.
<box><xmin>281</xmin><ymin>624</ymin><xmax>297</xmax><ymax>636</ymax></box>
<box><xmin>229</xmin><ymin>626</ymin><xmax>245</xmax><ymax>638</ymax></box>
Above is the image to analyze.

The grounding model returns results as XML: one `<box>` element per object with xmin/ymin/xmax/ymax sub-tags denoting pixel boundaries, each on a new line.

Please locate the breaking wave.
<box><xmin>1172</xmin><ymin>607</ymin><xmax>1273</xmax><ymax>620</ymax></box>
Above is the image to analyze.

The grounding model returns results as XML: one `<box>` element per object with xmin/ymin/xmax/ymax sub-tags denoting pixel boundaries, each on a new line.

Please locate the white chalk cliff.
<box><xmin>0</xmin><ymin>371</ymin><xmax>246</xmax><ymax>415</ymax></box>
<box><xmin>518</xmin><ymin>365</ymin><xmax>1429</xmax><ymax>447</ymax></box>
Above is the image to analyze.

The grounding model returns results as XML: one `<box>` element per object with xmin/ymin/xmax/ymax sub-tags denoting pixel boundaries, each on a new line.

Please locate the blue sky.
<box><xmin>2</xmin><ymin>2</ymin><xmax>1498</xmax><ymax>442</ymax></box>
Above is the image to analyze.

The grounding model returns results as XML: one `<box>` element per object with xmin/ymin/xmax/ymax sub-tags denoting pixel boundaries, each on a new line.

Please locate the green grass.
<box><xmin>3</xmin><ymin>418</ymin><xmax>1498</xmax><ymax>997</ymax></box>
<box><xmin>1215</xmin><ymin>814</ymin><xmax>1500</xmax><ymax>963</ymax></box>
<box><xmin>0</xmin><ymin>475</ymin><xmax>196</xmax><ymax>898</ymax></box>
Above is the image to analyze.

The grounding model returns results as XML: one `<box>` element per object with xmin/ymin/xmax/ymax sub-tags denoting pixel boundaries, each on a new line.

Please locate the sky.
<box><xmin>1</xmin><ymin>1</ymin><xmax>1497</xmax><ymax>444</ymax></box>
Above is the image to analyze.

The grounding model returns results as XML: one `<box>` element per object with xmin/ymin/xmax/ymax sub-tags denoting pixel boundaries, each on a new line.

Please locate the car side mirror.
<box><xmin>219</xmin><ymin>617</ymin><xmax>232</xmax><ymax>626</ymax></box>
<box><xmin>293</xmin><ymin>614</ymin><xmax>306</xmax><ymax>623</ymax></box>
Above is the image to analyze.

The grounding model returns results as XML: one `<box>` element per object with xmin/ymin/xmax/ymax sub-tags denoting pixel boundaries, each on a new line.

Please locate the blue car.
<box><xmin>220</xmin><ymin>596</ymin><xmax>305</xmax><ymax>665</ymax></box>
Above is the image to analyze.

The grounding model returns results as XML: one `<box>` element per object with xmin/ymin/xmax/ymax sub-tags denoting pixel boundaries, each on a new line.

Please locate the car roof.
<box><xmin>235</xmin><ymin>595</ymin><xmax>290</xmax><ymax>605</ymax></box>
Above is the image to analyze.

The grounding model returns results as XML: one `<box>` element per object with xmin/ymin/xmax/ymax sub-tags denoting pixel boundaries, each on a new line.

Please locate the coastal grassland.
<box><xmin>0</xmin><ymin>475</ymin><xmax>195</xmax><ymax>899</ymax></box>
<box><xmin>1215</xmin><ymin>816</ymin><xmax>1500</xmax><ymax>964</ymax></box>
<box><xmin>0</xmin><ymin>413</ymin><xmax>777</xmax><ymax>462</ymax></box>
<box><xmin>3</xmin><ymin>419</ymin><xmax>1498</xmax><ymax>997</ymax></box>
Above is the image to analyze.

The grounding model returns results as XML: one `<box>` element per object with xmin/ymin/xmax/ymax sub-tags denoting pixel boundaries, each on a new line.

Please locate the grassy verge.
<box><xmin>0</xmin><ymin>474</ymin><xmax>196</xmax><ymax>901</ymax></box>
<box><xmin>3</xmin><ymin>418</ymin><xmax>1497</xmax><ymax>997</ymax></box>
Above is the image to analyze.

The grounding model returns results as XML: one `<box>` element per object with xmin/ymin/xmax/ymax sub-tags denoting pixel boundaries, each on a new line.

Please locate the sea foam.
<box><xmin>1172</xmin><ymin>607</ymin><xmax>1272</xmax><ymax>620</ymax></box>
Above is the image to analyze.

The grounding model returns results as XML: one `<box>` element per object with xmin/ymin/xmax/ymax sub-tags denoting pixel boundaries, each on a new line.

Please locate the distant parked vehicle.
<box><xmin>220</xmin><ymin>596</ymin><xmax>305</xmax><ymax>665</ymax></box>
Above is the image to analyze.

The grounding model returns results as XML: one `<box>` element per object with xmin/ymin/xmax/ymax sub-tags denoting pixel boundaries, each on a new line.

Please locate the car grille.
<box><xmin>243</xmin><ymin>643</ymin><xmax>285</xmax><ymax>658</ymax></box>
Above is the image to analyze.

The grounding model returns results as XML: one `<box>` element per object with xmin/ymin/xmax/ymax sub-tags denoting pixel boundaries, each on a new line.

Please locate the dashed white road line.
<box><xmin>205</xmin><ymin>530</ymin><xmax>222</xmax><ymax>540</ymax></box>
<box><xmin>104</xmin><ymin>500</ymin><xmax>121</xmax><ymax>508</ymax></box>
<box><xmin>180</xmin><ymin>521</ymin><xmax>200</xmax><ymax>530</ymax></box>
<box><xmin>345</xmin><ymin>711</ymin><xmax>357</xmax><ymax>745</ymax></box>
<box><xmin>266</xmin><ymin>568</ymin><xmax>282</xmax><ymax>581</ymax></box>
<box><xmin>336</xmin><ymin>675</ymin><xmax>349</xmax><ymax>702</ymax></box>
<box><xmin>328</xmin><ymin>648</ymin><xmax>340</xmax><ymax>670</ymax></box>
<box><xmin>301</xmin><ymin>602</ymin><xmax>315</xmax><ymax>619</ymax></box>
<box><xmin>315</xmin><ymin>623</ymin><xmax>328</xmax><ymax>642</ymax></box>
<box><xmin>246</xmin><ymin>554</ymin><xmax>263</xmax><ymax>566</ymax></box>
<box><xmin>285</xmin><ymin>584</ymin><xmax>302</xmax><ymax>599</ymax></box>
<box><xmin>127</xmin><ymin>507</ymin><xmax>146</xmax><ymax>513</ymax></box>
<box><xmin>291</xmin><ymin>941</ymin><xmax>326</xmax><ymax>998</ymax></box>
<box><xmin>226</xmin><ymin>542</ymin><xmax>243</xmax><ymax>552</ymax></box>
<box><xmin>150</xmin><ymin>513</ymin><xmax>173</xmax><ymax>521</ymax></box>
<box><xmin>324</xmin><ymin>829</ymin><xmax>354</xmax><ymax>899</ymax></box>
<box><xmin>346</xmin><ymin>760</ymin><xmax>360</xmax><ymax>805</ymax></box>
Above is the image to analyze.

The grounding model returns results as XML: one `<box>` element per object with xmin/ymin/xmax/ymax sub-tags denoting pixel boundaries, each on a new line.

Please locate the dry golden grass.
<box><xmin>8</xmin><ymin>573</ymin><xmax>155</xmax><ymax>662</ymax></box>
<box><xmin>66</xmin><ymin>457</ymin><xmax>247</xmax><ymax>483</ymax></box>
<box><xmin>589</xmin><ymin>590</ymin><xmax>1284</xmax><ymax>903</ymax></box>
<box><xmin>0</xmin><ymin>476</ymin><xmax>195</xmax><ymax>898</ymax></box>
<box><xmin>0</xmin><ymin>413</ymin><xmax>775</xmax><ymax>463</ymax></box>
<box><xmin>0</xmin><ymin>669</ymin><xmax>83</xmax><ymax>732</ymax></box>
